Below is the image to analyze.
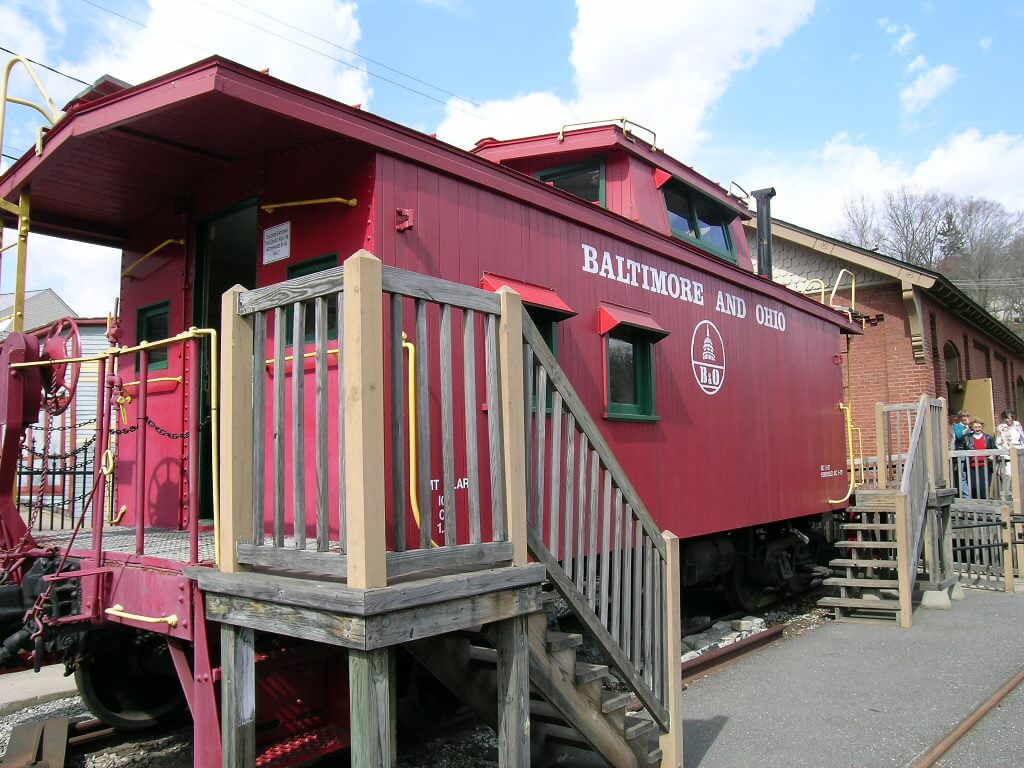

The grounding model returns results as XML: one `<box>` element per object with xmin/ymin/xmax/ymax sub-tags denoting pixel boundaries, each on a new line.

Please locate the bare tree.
<box><xmin>838</xmin><ymin>194</ymin><xmax>881</xmax><ymax>249</ymax></box>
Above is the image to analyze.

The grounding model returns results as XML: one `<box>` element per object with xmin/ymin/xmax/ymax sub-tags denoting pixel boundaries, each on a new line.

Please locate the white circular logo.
<box><xmin>691</xmin><ymin>320</ymin><xmax>725</xmax><ymax>395</ymax></box>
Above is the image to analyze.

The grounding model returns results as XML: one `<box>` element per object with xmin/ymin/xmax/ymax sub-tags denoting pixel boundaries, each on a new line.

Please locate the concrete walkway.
<box><xmin>0</xmin><ymin>664</ymin><xmax>78</xmax><ymax>716</ymax></box>
<box><xmin>684</xmin><ymin>588</ymin><xmax>1024</xmax><ymax>768</ymax></box>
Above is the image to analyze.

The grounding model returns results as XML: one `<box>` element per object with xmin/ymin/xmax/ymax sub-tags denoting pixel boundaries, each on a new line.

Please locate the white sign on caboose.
<box><xmin>691</xmin><ymin>320</ymin><xmax>726</xmax><ymax>395</ymax></box>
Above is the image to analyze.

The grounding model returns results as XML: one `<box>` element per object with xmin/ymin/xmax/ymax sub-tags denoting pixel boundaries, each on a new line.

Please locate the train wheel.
<box><xmin>75</xmin><ymin>627</ymin><xmax>187</xmax><ymax>730</ymax></box>
<box><xmin>724</xmin><ymin>560</ymin><xmax>764</xmax><ymax>613</ymax></box>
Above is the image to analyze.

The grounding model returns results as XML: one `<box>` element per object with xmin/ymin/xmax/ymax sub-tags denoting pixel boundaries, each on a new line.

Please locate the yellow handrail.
<box><xmin>260</xmin><ymin>196</ymin><xmax>358</xmax><ymax>213</ymax></box>
<box><xmin>265</xmin><ymin>348</ymin><xmax>340</xmax><ymax>366</ymax></box>
<box><xmin>403</xmin><ymin>333</ymin><xmax>437</xmax><ymax>548</ymax></box>
<box><xmin>189</xmin><ymin>328</ymin><xmax>221</xmax><ymax>566</ymax></box>
<box><xmin>828</xmin><ymin>402</ymin><xmax>857</xmax><ymax>505</ymax></box>
<box><xmin>105</xmin><ymin>604</ymin><xmax>178</xmax><ymax>627</ymax></box>
<box><xmin>801</xmin><ymin>278</ymin><xmax>826</xmax><ymax>303</ymax></box>
<box><xmin>830</xmin><ymin>268</ymin><xmax>857</xmax><ymax>312</ymax></box>
<box><xmin>121</xmin><ymin>239</ymin><xmax>185</xmax><ymax>279</ymax></box>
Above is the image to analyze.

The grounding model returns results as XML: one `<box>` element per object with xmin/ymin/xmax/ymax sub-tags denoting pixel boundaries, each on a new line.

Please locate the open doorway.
<box><xmin>193</xmin><ymin>201</ymin><xmax>259</xmax><ymax>518</ymax></box>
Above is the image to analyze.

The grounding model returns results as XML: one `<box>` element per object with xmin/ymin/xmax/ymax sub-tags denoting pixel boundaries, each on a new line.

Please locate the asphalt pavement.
<box><xmin>684</xmin><ymin>587</ymin><xmax>1024</xmax><ymax>768</ymax></box>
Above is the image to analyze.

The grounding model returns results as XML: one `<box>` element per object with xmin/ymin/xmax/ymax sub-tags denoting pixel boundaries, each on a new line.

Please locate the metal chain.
<box><xmin>22</xmin><ymin>435</ymin><xmax>97</xmax><ymax>460</ymax></box>
<box><xmin>27</xmin><ymin>417</ymin><xmax>98</xmax><ymax>431</ymax></box>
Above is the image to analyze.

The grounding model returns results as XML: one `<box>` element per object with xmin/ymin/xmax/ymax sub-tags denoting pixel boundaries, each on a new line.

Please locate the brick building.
<box><xmin>745</xmin><ymin>218</ymin><xmax>1024</xmax><ymax>447</ymax></box>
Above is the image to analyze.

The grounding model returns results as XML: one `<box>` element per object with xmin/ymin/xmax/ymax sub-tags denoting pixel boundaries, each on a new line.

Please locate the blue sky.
<box><xmin>2</xmin><ymin>0</ymin><xmax>1023</xmax><ymax>315</ymax></box>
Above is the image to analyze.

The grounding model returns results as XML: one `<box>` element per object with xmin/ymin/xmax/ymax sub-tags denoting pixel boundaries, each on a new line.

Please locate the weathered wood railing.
<box><xmin>220</xmin><ymin>251</ymin><xmax>523</xmax><ymax>583</ymax></box>
<box><xmin>519</xmin><ymin>309</ymin><xmax>680</xmax><ymax>740</ymax></box>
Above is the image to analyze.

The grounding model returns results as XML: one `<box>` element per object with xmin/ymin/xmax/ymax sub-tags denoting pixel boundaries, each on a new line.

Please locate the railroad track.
<box><xmin>911</xmin><ymin>664</ymin><xmax>1024</xmax><ymax>768</ymax></box>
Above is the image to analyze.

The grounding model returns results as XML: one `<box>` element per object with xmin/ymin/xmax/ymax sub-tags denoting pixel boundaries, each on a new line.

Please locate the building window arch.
<box><xmin>943</xmin><ymin>341</ymin><xmax>963</xmax><ymax>405</ymax></box>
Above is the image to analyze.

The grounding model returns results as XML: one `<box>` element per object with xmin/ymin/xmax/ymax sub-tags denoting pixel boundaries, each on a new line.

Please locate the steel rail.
<box><xmin>911</xmin><ymin>664</ymin><xmax>1024</xmax><ymax>768</ymax></box>
<box><xmin>680</xmin><ymin>624</ymin><xmax>784</xmax><ymax>684</ymax></box>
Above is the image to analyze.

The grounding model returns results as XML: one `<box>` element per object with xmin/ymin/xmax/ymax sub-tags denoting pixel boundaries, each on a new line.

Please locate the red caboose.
<box><xmin>0</xmin><ymin>57</ymin><xmax>857</xmax><ymax>766</ymax></box>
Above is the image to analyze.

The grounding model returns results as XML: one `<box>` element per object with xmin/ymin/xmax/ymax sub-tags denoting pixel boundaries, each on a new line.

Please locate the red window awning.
<box><xmin>598</xmin><ymin>302</ymin><xmax>670</xmax><ymax>341</ymax></box>
<box><xmin>481</xmin><ymin>273</ymin><xmax>576</xmax><ymax>317</ymax></box>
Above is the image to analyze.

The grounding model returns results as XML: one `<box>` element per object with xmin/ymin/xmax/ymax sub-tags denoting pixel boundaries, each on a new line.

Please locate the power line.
<box><xmin>0</xmin><ymin>45</ymin><xmax>90</xmax><ymax>86</ymax></box>
<box><xmin>222</xmin><ymin>0</ymin><xmax>479</xmax><ymax>106</ymax></box>
<box><xmin>79</xmin><ymin>0</ymin><xmax>211</xmax><ymax>57</ymax></box>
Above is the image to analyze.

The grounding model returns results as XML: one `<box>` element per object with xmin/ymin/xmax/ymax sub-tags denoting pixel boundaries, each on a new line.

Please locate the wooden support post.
<box><xmin>938</xmin><ymin>397</ymin><xmax>951</xmax><ymax>489</ymax></box>
<box><xmin>498</xmin><ymin>288</ymin><xmax>528</xmax><ymax>567</ymax></box>
<box><xmin>1011</xmin><ymin>448</ymin><xmax>1024</xmax><ymax>580</ymax></box>
<box><xmin>660</xmin><ymin>532</ymin><xmax>684</xmax><ymax>768</ymax></box>
<box><xmin>349</xmin><ymin>648</ymin><xmax>395</xmax><ymax>768</ymax></box>
<box><xmin>344</xmin><ymin>250</ymin><xmax>387</xmax><ymax>589</ymax></box>
<box><xmin>893</xmin><ymin>493</ymin><xmax>913</xmax><ymax>628</ymax></box>
<box><xmin>1000</xmin><ymin>503</ymin><xmax>1015</xmax><ymax>593</ymax></box>
<box><xmin>220</xmin><ymin>624</ymin><xmax>255</xmax><ymax>768</ymax></box>
<box><xmin>495</xmin><ymin>614</ymin><xmax>529</xmax><ymax>768</ymax></box>
<box><xmin>220</xmin><ymin>285</ymin><xmax>255</xmax><ymax>572</ymax></box>
<box><xmin>875</xmin><ymin>402</ymin><xmax>887</xmax><ymax>489</ymax></box>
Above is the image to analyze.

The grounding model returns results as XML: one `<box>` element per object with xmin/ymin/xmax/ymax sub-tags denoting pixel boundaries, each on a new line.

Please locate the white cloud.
<box><xmin>740</xmin><ymin>129</ymin><xmax>1024</xmax><ymax>235</ymax></box>
<box><xmin>980</xmin><ymin>36</ymin><xmax>993</xmax><ymax>49</ymax></box>
<box><xmin>63</xmin><ymin>0</ymin><xmax>371</xmax><ymax>108</ymax></box>
<box><xmin>906</xmin><ymin>54</ymin><xmax>928</xmax><ymax>73</ymax></box>
<box><xmin>878</xmin><ymin>17</ymin><xmax>898</xmax><ymax>34</ymax></box>
<box><xmin>1</xmin><ymin>230</ymin><xmax>120</xmax><ymax>318</ymax></box>
<box><xmin>911</xmin><ymin>129</ymin><xmax>1024</xmax><ymax>211</ymax></box>
<box><xmin>893</xmin><ymin>28</ymin><xmax>916</xmax><ymax>54</ymax></box>
<box><xmin>900</xmin><ymin>63</ymin><xmax>957</xmax><ymax>113</ymax></box>
<box><xmin>436</xmin><ymin>0</ymin><xmax>817</xmax><ymax>156</ymax></box>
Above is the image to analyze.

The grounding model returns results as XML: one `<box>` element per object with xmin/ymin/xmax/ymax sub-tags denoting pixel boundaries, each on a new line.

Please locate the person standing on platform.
<box><xmin>951</xmin><ymin>411</ymin><xmax>972</xmax><ymax>496</ymax></box>
<box><xmin>957</xmin><ymin>419</ymin><xmax>996</xmax><ymax>499</ymax></box>
<box><xmin>995</xmin><ymin>410</ymin><xmax>1024</xmax><ymax>450</ymax></box>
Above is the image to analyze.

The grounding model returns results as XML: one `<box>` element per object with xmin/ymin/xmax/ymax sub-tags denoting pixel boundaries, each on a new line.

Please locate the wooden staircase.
<box><xmin>820</xmin><ymin>489</ymin><xmax>904</xmax><ymax>623</ymax></box>
<box><xmin>409</xmin><ymin>612</ymin><xmax>663</xmax><ymax>768</ymax></box>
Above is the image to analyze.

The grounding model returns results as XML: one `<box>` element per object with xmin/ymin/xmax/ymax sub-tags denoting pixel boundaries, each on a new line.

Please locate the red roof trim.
<box><xmin>481</xmin><ymin>273</ymin><xmax>575</xmax><ymax>316</ymax></box>
<box><xmin>598</xmin><ymin>303</ymin><xmax>669</xmax><ymax>340</ymax></box>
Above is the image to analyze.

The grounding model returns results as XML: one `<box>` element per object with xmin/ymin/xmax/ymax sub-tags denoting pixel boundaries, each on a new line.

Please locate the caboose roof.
<box><xmin>472</xmin><ymin>125</ymin><xmax>751</xmax><ymax>219</ymax></box>
<box><xmin>0</xmin><ymin>56</ymin><xmax>858</xmax><ymax>333</ymax></box>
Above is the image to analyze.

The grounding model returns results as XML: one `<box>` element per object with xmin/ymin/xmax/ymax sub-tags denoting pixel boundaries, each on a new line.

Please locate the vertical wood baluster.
<box><xmin>251</xmin><ymin>311</ymin><xmax>266</xmax><ymax>546</ymax></box>
<box><xmin>610</xmin><ymin>489</ymin><xmax>623</xmax><ymax>640</ymax></box>
<box><xmin>523</xmin><ymin>345</ymin><xmax>534</xmax><ymax>525</ymax></box>
<box><xmin>440</xmin><ymin>304</ymin><xmax>457</xmax><ymax>547</ymax></box>
<box><xmin>575</xmin><ymin>436</ymin><xmax>588</xmax><ymax>592</ymax></box>
<box><xmin>390</xmin><ymin>296</ymin><xmax>406</xmax><ymax>552</ymax></box>
<box><xmin>548</xmin><ymin>393</ymin><xmax>562</xmax><ymax>555</ymax></box>
<box><xmin>314</xmin><ymin>297</ymin><xmax>329</xmax><ymax>551</ymax></box>
<box><xmin>485</xmin><ymin>314</ymin><xmax>506</xmax><ymax>541</ymax></box>
<box><xmin>291</xmin><ymin>301</ymin><xmax>306</xmax><ymax>550</ymax></box>
<box><xmin>643</xmin><ymin>536</ymin><xmax>654</xmax><ymax>688</ymax></box>
<box><xmin>534</xmin><ymin>366</ymin><xmax>548</xmax><ymax>532</ymax></box>
<box><xmin>463</xmin><ymin>310</ymin><xmax>481</xmax><ymax>545</ymax></box>
<box><xmin>586</xmin><ymin>451</ymin><xmax>599</xmax><ymax>611</ymax></box>
<box><xmin>415</xmin><ymin>300</ymin><xmax>432</xmax><ymax>549</ymax></box>
<box><xmin>599</xmin><ymin>471</ymin><xmax>612</xmax><ymax>627</ymax></box>
<box><xmin>337</xmin><ymin>293</ymin><xmax>346</xmax><ymax>553</ymax></box>
<box><xmin>632</xmin><ymin>521</ymin><xmax>643</xmax><ymax>665</ymax></box>
<box><xmin>622</xmin><ymin>505</ymin><xmax>634</xmax><ymax>656</ymax></box>
<box><xmin>272</xmin><ymin>306</ymin><xmax>286</xmax><ymax>548</ymax></box>
<box><xmin>562</xmin><ymin>417</ymin><xmax>576</xmax><ymax>579</ymax></box>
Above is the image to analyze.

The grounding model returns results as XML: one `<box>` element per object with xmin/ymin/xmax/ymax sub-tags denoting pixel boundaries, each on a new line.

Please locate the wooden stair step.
<box><xmin>834</xmin><ymin>614</ymin><xmax>899</xmax><ymax>625</ymax></box>
<box><xmin>546</xmin><ymin>631</ymin><xmax>583</xmax><ymax>652</ymax></box>
<box><xmin>646</xmin><ymin>747</ymin><xmax>664</xmax><ymax>764</ymax></box>
<box><xmin>841</xmin><ymin>523</ymin><xmax>896</xmax><ymax>531</ymax></box>
<box><xmin>829</xmin><ymin>558</ymin><xmax>898</xmax><ymax>569</ymax></box>
<box><xmin>574</xmin><ymin>662</ymin><xmax>611</xmax><ymax>685</ymax></box>
<box><xmin>836</xmin><ymin>540</ymin><xmax>898</xmax><ymax>549</ymax></box>
<box><xmin>601</xmin><ymin>690</ymin><xmax>635</xmax><ymax>714</ymax></box>
<box><xmin>818</xmin><ymin>596</ymin><xmax>902</xmax><ymax>611</ymax></box>
<box><xmin>468</xmin><ymin>645</ymin><xmax>497</xmax><ymax>664</ymax></box>
<box><xmin>624</xmin><ymin>714</ymin><xmax>656</xmax><ymax>740</ymax></box>
<box><xmin>824</xmin><ymin>577</ymin><xmax>899</xmax><ymax>588</ymax></box>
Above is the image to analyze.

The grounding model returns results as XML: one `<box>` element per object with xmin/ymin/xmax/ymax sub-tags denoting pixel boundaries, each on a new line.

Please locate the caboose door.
<box><xmin>192</xmin><ymin>201</ymin><xmax>259</xmax><ymax>518</ymax></box>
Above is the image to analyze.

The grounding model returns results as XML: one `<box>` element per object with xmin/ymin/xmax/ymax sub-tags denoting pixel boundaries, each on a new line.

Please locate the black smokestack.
<box><xmin>752</xmin><ymin>187</ymin><xmax>776</xmax><ymax>279</ymax></box>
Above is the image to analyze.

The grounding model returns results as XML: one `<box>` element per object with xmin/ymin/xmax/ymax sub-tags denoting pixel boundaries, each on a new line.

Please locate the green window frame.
<box><xmin>605</xmin><ymin>326</ymin><xmax>657</xmax><ymax>422</ymax></box>
<box><xmin>662</xmin><ymin>180</ymin><xmax>737</xmax><ymax>264</ymax></box>
<box><xmin>137</xmin><ymin>301</ymin><xmax>171</xmax><ymax>371</ymax></box>
<box><xmin>286</xmin><ymin>254</ymin><xmax>339</xmax><ymax>345</ymax></box>
<box><xmin>527</xmin><ymin>307</ymin><xmax>562</xmax><ymax>412</ymax></box>
<box><xmin>538</xmin><ymin>158</ymin><xmax>606</xmax><ymax>208</ymax></box>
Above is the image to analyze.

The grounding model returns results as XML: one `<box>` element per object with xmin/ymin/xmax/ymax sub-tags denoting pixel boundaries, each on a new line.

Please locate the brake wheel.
<box><xmin>41</xmin><ymin>317</ymin><xmax>82</xmax><ymax>416</ymax></box>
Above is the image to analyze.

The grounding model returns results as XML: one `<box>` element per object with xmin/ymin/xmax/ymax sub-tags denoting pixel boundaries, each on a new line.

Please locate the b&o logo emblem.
<box><xmin>691</xmin><ymin>320</ymin><xmax>725</xmax><ymax>395</ymax></box>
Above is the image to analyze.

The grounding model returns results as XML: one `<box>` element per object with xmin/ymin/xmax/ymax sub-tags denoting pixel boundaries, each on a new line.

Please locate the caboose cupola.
<box><xmin>472</xmin><ymin>118</ymin><xmax>754</xmax><ymax>271</ymax></box>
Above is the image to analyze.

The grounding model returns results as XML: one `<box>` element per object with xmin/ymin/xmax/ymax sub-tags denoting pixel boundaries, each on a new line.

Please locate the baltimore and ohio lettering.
<box><xmin>580</xmin><ymin>242</ymin><xmax>786</xmax><ymax>332</ymax></box>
